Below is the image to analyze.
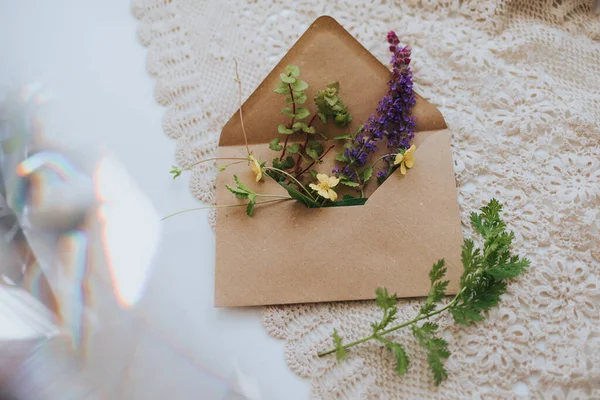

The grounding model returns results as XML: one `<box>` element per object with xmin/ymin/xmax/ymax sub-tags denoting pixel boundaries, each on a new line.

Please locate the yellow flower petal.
<box><xmin>249</xmin><ymin>155</ymin><xmax>263</xmax><ymax>182</ymax></box>
<box><xmin>394</xmin><ymin>153</ymin><xmax>404</xmax><ymax>165</ymax></box>
<box><xmin>318</xmin><ymin>189</ymin><xmax>330</xmax><ymax>199</ymax></box>
<box><xmin>328</xmin><ymin>189</ymin><xmax>338</xmax><ymax>201</ymax></box>
<box><xmin>400</xmin><ymin>162</ymin><xmax>407</xmax><ymax>175</ymax></box>
<box><xmin>406</xmin><ymin>144</ymin><xmax>416</xmax><ymax>155</ymax></box>
<box><xmin>404</xmin><ymin>157</ymin><xmax>415</xmax><ymax>169</ymax></box>
<box><xmin>309</xmin><ymin>183</ymin><xmax>320</xmax><ymax>192</ymax></box>
<box><xmin>328</xmin><ymin>176</ymin><xmax>340</xmax><ymax>188</ymax></box>
<box><xmin>317</xmin><ymin>173</ymin><xmax>329</xmax><ymax>185</ymax></box>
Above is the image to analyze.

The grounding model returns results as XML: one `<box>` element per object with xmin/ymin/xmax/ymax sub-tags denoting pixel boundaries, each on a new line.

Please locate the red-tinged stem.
<box><xmin>294</xmin><ymin>134</ymin><xmax>310</xmax><ymax>174</ymax></box>
<box><xmin>295</xmin><ymin>144</ymin><xmax>335</xmax><ymax>178</ymax></box>
<box><xmin>280</xmin><ymin>135</ymin><xmax>291</xmax><ymax>159</ymax></box>
<box><xmin>294</xmin><ymin>113</ymin><xmax>319</xmax><ymax>173</ymax></box>
<box><xmin>280</xmin><ymin>84</ymin><xmax>297</xmax><ymax>160</ymax></box>
<box><xmin>289</xmin><ymin>83</ymin><xmax>296</xmax><ymax>115</ymax></box>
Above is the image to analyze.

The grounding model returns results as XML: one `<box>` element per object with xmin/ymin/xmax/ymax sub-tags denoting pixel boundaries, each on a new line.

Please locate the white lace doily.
<box><xmin>132</xmin><ymin>1</ymin><xmax>600</xmax><ymax>398</ymax></box>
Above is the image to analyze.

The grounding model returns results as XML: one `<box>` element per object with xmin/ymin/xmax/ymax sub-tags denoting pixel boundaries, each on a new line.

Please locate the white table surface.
<box><xmin>1</xmin><ymin>1</ymin><xmax>310</xmax><ymax>399</ymax></box>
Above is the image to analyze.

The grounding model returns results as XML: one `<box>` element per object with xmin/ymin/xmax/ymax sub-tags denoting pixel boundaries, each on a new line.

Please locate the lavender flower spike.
<box><xmin>334</xmin><ymin>31</ymin><xmax>416</xmax><ymax>183</ymax></box>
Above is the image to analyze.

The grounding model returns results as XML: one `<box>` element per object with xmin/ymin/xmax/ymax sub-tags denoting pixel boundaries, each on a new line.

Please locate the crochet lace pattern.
<box><xmin>132</xmin><ymin>1</ymin><xmax>600</xmax><ymax>397</ymax></box>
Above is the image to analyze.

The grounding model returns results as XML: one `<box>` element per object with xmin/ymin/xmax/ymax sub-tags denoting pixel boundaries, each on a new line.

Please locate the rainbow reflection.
<box><xmin>94</xmin><ymin>155</ymin><xmax>160</xmax><ymax>307</ymax></box>
<box><xmin>8</xmin><ymin>176</ymin><xmax>30</xmax><ymax>217</ymax></box>
<box><xmin>11</xmin><ymin>152</ymin><xmax>81</xmax><ymax>214</ymax></box>
<box><xmin>55</xmin><ymin>230</ymin><xmax>89</xmax><ymax>349</ymax></box>
<box><xmin>21</xmin><ymin>259</ymin><xmax>45</xmax><ymax>302</ymax></box>
<box><xmin>16</xmin><ymin>151</ymin><xmax>78</xmax><ymax>181</ymax></box>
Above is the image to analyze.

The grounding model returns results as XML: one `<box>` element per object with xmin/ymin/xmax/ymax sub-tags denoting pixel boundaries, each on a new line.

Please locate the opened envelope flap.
<box><xmin>219</xmin><ymin>15</ymin><xmax>446</xmax><ymax>148</ymax></box>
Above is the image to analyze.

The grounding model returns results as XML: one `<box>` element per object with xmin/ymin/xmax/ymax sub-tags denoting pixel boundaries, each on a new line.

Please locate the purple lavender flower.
<box><xmin>376</xmin><ymin>169</ymin><xmax>388</xmax><ymax>184</ymax></box>
<box><xmin>334</xmin><ymin>30</ymin><xmax>416</xmax><ymax>183</ymax></box>
<box><xmin>341</xmin><ymin>166</ymin><xmax>357</xmax><ymax>181</ymax></box>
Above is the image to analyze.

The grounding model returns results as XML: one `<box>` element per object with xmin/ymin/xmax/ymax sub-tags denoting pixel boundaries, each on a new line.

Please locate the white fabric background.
<box><xmin>132</xmin><ymin>0</ymin><xmax>600</xmax><ymax>399</ymax></box>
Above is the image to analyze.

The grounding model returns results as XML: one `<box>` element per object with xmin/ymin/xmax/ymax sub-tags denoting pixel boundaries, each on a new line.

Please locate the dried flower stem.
<box><xmin>234</xmin><ymin>59</ymin><xmax>250</xmax><ymax>156</ymax></box>
<box><xmin>187</xmin><ymin>157</ymin><xmax>248</xmax><ymax>170</ymax></box>
<box><xmin>161</xmin><ymin>198</ymin><xmax>291</xmax><ymax>221</ymax></box>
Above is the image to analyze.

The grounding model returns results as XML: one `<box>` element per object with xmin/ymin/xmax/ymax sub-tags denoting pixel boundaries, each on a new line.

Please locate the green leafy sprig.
<box><xmin>225</xmin><ymin>175</ymin><xmax>291</xmax><ymax>216</ymax></box>
<box><xmin>319</xmin><ymin>199</ymin><xmax>530</xmax><ymax>385</ymax></box>
<box><xmin>314</xmin><ymin>82</ymin><xmax>352</xmax><ymax>128</ymax></box>
<box><xmin>275</xmin><ymin>66</ymin><xmax>313</xmax><ymax>136</ymax></box>
<box><xmin>274</xmin><ymin>65</ymin><xmax>313</xmax><ymax>167</ymax></box>
<box><xmin>273</xmin><ymin>65</ymin><xmax>352</xmax><ymax>181</ymax></box>
<box><xmin>169</xmin><ymin>165</ymin><xmax>183</xmax><ymax>179</ymax></box>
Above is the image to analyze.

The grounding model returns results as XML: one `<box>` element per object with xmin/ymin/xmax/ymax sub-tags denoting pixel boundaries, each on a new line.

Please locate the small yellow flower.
<box><xmin>309</xmin><ymin>173</ymin><xmax>340</xmax><ymax>201</ymax></box>
<box><xmin>393</xmin><ymin>144</ymin><xmax>416</xmax><ymax>175</ymax></box>
<box><xmin>248</xmin><ymin>154</ymin><xmax>263</xmax><ymax>182</ymax></box>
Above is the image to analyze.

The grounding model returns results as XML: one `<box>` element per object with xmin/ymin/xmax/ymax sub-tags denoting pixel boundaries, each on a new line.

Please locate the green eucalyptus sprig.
<box><xmin>318</xmin><ymin>199</ymin><xmax>530</xmax><ymax>386</ymax></box>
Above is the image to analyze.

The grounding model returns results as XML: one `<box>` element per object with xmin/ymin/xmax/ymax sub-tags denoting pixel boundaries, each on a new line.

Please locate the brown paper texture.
<box><xmin>214</xmin><ymin>16</ymin><xmax>463</xmax><ymax>307</ymax></box>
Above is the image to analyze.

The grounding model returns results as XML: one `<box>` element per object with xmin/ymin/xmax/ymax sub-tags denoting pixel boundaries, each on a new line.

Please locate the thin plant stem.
<box><xmin>234</xmin><ymin>59</ymin><xmax>250</xmax><ymax>156</ymax></box>
<box><xmin>265</xmin><ymin>167</ymin><xmax>315</xmax><ymax>200</ymax></box>
<box><xmin>295</xmin><ymin>145</ymin><xmax>335</xmax><ymax>177</ymax></box>
<box><xmin>294</xmin><ymin>113</ymin><xmax>318</xmax><ymax>173</ymax></box>
<box><xmin>289</xmin><ymin>83</ymin><xmax>296</xmax><ymax>116</ymax></box>
<box><xmin>352</xmin><ymin>153</ymin><xmax>396</xmax><ymax>196</ymax></box>
<box><xmin>369</xmin><ymin>153</ymin><xmax>396</xmax><ymax>169</ymax></box>
<box><xmin>318</xmin><ymin>294</ymin><xmax>462</xmax><ymax>357</ymax></box>
<box><xmin>280</xmin><ymin>135</ymin><xmax>291</xmax><ymax>160</ymax></box>
<box><xmin>294</xmin><ymin>134</ymin><xmax>310</xmax><ymax>175</ymax></box>
<box><xmin>352</xmin><ymin>166</ymin><xmax>366</xmax><ymax>197</ymax></box>
<box><xmin>162</xmin><ymin>203</ymin><xmax>244</xmax><ymax>221</ymax></box>
<box><xmin>217</xmin><ymin>161</ymin><xmax>245</xmax><ymax>171</ymax></box>
<box><xmin>161</xmin><ymin>199</ymin><xmax>290</xmax><ymax>221</ymax></box>
<box><xmin>188</xmin><ymin>157</ymin><xmax>249</xmax><ymax>170</ymax></box>
<box><xmin>280</xmin><ymin>83</ymin><xmax>296</xmax><ymax>160</ymax></box>
<box><xmin>257</xmin><ymin>194</ymin><xmax>293</xmax><ymax>199</ymax></box>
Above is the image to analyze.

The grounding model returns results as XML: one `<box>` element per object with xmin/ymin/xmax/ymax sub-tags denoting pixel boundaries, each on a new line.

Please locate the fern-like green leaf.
<box><xmin>412</xmin><ymin>323</ymin><xmax>450</xmax><ymax>386</ymax></box>
<box><xmin>487</xmin><ymin>256</ymin><xmax>531</xmax><ymax>278</ymax></box>
<box><xmin>386</xmin><ymin>342</ymin><xmax>409</xmax><ymax>376</ymax></box>
<box><xmin>332</xmin><ymin>329</ymin><xmax>347</xmax><ymax>361</ymax></box>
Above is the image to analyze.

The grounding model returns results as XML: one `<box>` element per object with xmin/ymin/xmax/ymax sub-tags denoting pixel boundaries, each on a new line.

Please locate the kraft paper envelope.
<box><xmin>214</xmin><ymin>16</ymin><xmax>463</xmax><ymax>307</ymax></box>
